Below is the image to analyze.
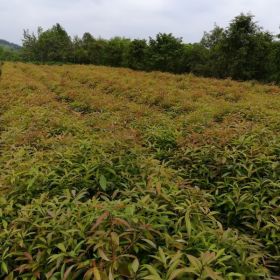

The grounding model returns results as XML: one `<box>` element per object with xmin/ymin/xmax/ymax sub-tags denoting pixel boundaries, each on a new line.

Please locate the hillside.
<box><xmin>0</xmin><ymin>39</ymin><xmax>21</xmax><ymax>50</ymax></box>
<box><xmin>0</xmin><ymin>62</ymin><xmax>280</xmax><ymax>279</ymax></box>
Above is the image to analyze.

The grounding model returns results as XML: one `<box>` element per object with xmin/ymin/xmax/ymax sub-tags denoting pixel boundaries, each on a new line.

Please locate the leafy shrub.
<box><xmin>1</xmin><ymin>62</ymin><xmax>280</xmax><ymax>279</ymax></box>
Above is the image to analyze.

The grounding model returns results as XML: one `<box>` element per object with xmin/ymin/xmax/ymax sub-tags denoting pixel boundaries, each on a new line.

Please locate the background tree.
<box><xmin>127</xmin><ymin>39</ymin><xmax>148</xmax><ymax>70</ymax></box>
<box><xmin>80</xmin><ymin>32</ymin><xmax>96</xmax><ymax>64</ymax></box>
<box><xmin>0</xmin><ymin>46</ymin><xmax>20</xmax><ymax>61</ymax></box>
<box><xmin>78</xmin><ymin>33</ymin><xmax>107</xmax><ymax>65</ymax></box>
<box><xmin>71</xmin><ymin>35</ymin><xmax>87</xmax><ymax>64</ymax></box>
<box><xmin>267</xmin><ymin>39</ymin><xmax>280</xmax><ymax>83</ymax></box>
<box><xmin>181</xmin><ymin>43</ymin><xmax>209</xmax><ymax>75</ymax></box>
<box><xmin>104</xmin><ymin>37</ymin><xmax>130</xmax><ymax>67</ymax></box>
<box><xmin>219</xmin><ymin>13</ymin><xmax>273</xmax><ymax>80</ymax></box>
<box><xmin>89</xmin><ymin>37</ymin><xmax>107</xmax><ymax>65</ymax></box>
<box><xmin>22</xmin><ymin>24</ymin><xmax>72</xmax><ymax>63</ymax></box>
<box><xmin>148</xmin><ymin>33</ymin><xmax>184</xmax><ymax>73</ymax></box>
<box><xmin>17</xmin><ymin>15</ymin><xmax>280</xmax><ymax>84</ymax></box>
<box><xmin>201</xmin><ymin>25</ymin><xmax>224</xmax><ymax>49</ymax></box>
<box><xmin>200</xmin><ymin>25</ymin><xmax>227</xmax><ymax>77</ymax></box>
<box><xmin>22</xmin><ymin>29</ymin><xmax>40</xmax><ymax>61</ymax></box>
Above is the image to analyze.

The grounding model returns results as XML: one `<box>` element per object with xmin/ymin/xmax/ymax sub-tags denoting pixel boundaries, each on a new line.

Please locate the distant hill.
<box><xmin>0</xmin><ymin>39</ymin><xmax>21</xmax><ymax>50</ymax></box>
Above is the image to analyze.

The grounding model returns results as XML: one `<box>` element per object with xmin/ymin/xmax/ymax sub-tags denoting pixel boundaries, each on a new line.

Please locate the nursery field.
<box><xmin>0</xmin><ymin>62</ymin><xmax>280</xmax><ymax>279</ymax></box>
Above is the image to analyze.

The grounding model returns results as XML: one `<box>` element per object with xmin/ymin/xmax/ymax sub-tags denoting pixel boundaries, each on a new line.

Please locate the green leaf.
<box><xmin>158</xmin><ymin>247</ymin><xmax>167</xmax><ymax>266</ymax></box>
<box><xmin>185</xmin><ymin>211</ymin><xmax>192</xmax><ymax>237</ymax></box>
<box><xmin>2</xmin><ymin>220</ymin><xmax>8</xmax><ymax>230</ymax></box>
<box><xmin>99</xmin><ymin>175</ymin><xmax>107</xmax><ymax>191</ymax></box>
<box><xmin>187</xmin><ymin>255</ymin><xmax>202</xmax><ymax>270</ymax></box>
<box><xmin>98</xmin><ymin>248</ymin><xmax>110</xmax><ymax>261</ymax></box>
<box><xmin>227</xmin><ymin>272</ymin><xmax>244</xmax><ymax>277</ymax></box>
<box><xmin>1</xmin><ymin>261</ymin><xmax>8</xmax><ymax>274</ymax></box>
<box><xmin>168</xmin><ymin>268</ymin><xmax>196</xmax><ymax>280</ymax></box>
<box><xmin>142</xmin><ymin>239</ymin><xmax>157</xmax><ymax>249</ymax></box>
<box><xmin>143</xmin><ymin>265</ymin><xmax>162</xmax><ymax>280</ymax></box>
<box><xmin>204</xmin><ymin>266</ymin><xmax>223</xmax><ymax>280</ymax></box>
<box><xmin>131</xmin><ymin>258</ymin><xmax>139</xmax><ymax>273</ymax></box>
<box><xmin>56</xmin><ymin>243</ymin><xmax>66</xmax><ymax>253</ymax></box>
<box><xmin>48</xmin><ymin>254</ymin><xmax>64</xmax><ymax>264</ymax></box>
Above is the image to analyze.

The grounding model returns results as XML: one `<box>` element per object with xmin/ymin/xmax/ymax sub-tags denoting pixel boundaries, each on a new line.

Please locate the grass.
<box><xmin>0</xmin><ymin>62</ymin><xmax>280</xmax><ymax>279</ymax></box>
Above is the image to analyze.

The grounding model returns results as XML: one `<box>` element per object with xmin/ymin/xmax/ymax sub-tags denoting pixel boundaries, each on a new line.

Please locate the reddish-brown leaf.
<box><xmin>90</xmin><ymin>211</ymin><xmax>110</xmax><ymax>232</ymax></box>
<box><xmin>112</xmin><ymin>217</ymin><xmax>131</xmax><ymax>228</ymax></box>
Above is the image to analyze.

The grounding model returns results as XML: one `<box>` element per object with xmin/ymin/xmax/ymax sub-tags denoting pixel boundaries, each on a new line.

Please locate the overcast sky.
<box><xmin>0</xmin><ymin>0</ymin><xmax>279</xmax><ymax>45</ymax></box>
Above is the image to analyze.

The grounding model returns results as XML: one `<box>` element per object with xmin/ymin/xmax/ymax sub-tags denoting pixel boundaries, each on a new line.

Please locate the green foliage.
<box><xmin>0</xmin><ymin>46</ymin><xmax>21</xmax><ymax>62</ymax></box>
<box><xmin>201</xmin><ymin>25</ymin><xmax>225</xmax><ymax>49</ymax></box>
<box><xmin>181</xmin><ymin>43</ymin><xmax>209</xmax><ymax>75</ymax></box>
<box><xmin>80</xmin><ymin>33</ymin><xmax>107</xmax><ymax>65</ymax></box>
<box><xmin>37</xmin><ymin>24</ymin><xmax>72</xmax><ymax>62</ymax></box>
<box><xmin>0</xmin><ymin>39</ymin><xmax>21</xmax><ymax>50</ymax></box>
<box><xmin>0</xmin><ymin>186</ymin><xmax>270</xmax><ymax>279</ymax></box>
<box><xmin>171</xmin><ymin>131</ymin><xmax>280</xmax><ymax>273</ymax></box>
<box><xmin>18</xmin><ymin>14</ymin><xmax>280</xmax><ymax>84</ymax></box>
<box><xmin>128</xmin><ymin>39</ymin><xmax>148</xmax><ymax>70</ymax></box>
<box><xmin>104</xmin><ymin>37</ymin><xmax>131</xmax><ymax>67</ymax></box>
<box><xmin>0</xmin><ymin>60</ymin><xmax>3</xmax><ymax>78</ymax></box>
<box><xmin>148</xmin><ymin>33</ymin><xmax>184</xmax><ymax>73</ymax></box>
<box><xmin>267</xmin><ymin>41</ymin><xmax>280</xmax><ymax>83</ymax></box>
<box><xmin>22</xmin><ymin>28</ymin><xmax>42</xmax><ymax>61</ymax></box>
<box><xmin>1</xmin><ymin>62</ymin><xmax>280</xmax><ymax>279</ymax></box>
<box><xmin>221</xmin><ymin>14</ymin><xmax>272</xmax><ymax>80</ymax></box>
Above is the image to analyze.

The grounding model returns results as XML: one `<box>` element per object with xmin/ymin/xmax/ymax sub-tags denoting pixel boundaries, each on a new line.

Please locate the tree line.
<box><xmin>0</xmin><ymin>47</ymin><xmax>20</xmax><ymax>62</ymax></box>
<box><xmin>3</xmin><ymin>13</ymin><xmax>280</xmax><ymax>83</ymax></box>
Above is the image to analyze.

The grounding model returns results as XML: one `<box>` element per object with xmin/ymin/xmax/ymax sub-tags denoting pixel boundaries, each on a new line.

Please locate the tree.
<box><xmin>79</xmin><ymin>32</ymin><xmax>95</xmax><ymax>64</ymax></box>
<box><xmin>181</xmin><ymin>43</ymin><xmax>209</xmax><ymax>75</ymax></box>
<box><xmin>36</xmin><ymin>24</ymin><xmax>72</xmax><ymax>62</ymax></box>
<box><xmin>220</xmin><ymin>13</ymin><xmax>273</xmax><ymax>80</ymax></box>
<box><xmin>22</xmin><ymin>29</ymin><xmax>39</xmax><ymax>61</ymax></box>
<box><xmin>0</xmin><ymin>59</ymin><xmax>3</xmax><ymax>79</ymax></box>
<box><xmin>127</xmin><ymin>39</ymin><xmax>148</xmax><ymax>70</ymax></box>
<box><xmin>200</xmin><ymin>25</ymin><xmax>227</xmax><ymax>78</ymax></box>
<box><xmin>267</xmin><ymin>40</ymin><xmax>280</xmax><ymax>83</ymax></box>
<box><xmin>18</xmin><ymin>17</ymin><xmax>280</xmax><ymax>84</ymax></box>
<box><xmin>104</xmin><ymin>37</ymin><xmax>131</xmax><ymax>67</ymax></box>
<box><xmin>201</xmin><ymin>25</ymin><xmax>224</xmax><ymax>49</ymax></box>
<box><xmin>148</xmin><ymin>33</ymin><xmax>184</xmax><ymax>73</ymax></box>
<box><xmin>22</xmin><ymin>24</ymin><xmax>72</xmax><ymax>63</ymax></box>
<box><xmin>71</xmin><ymin>35</ymin><xmax>87</xmax><ymax>64</ymax></box>
<box><xmin>0</xmin><ymin>46</ymin><xmax>21</xmax><ymax>62</ymax></box>
<box><xmin>82</xmin><ymin>34</ymin><xmax>107</xmax><ymax>65</ymax></box>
